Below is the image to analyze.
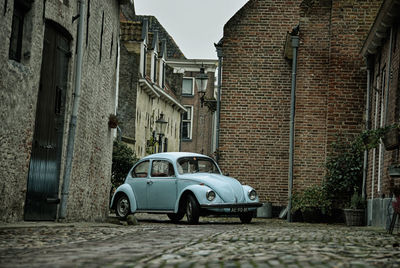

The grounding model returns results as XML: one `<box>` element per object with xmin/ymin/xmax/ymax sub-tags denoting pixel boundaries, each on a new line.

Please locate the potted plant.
<box><xmin>108</xmin><ymin>114</ymin><xmax>119</xmax><ymax>129</ymax></box>
<box><xmin>382</xmin><ymin>125</ymin><xmax>400</xmax><ymax>151</ymax></box>
<box><xmin>292</xmin><ymin>185</ymin><xmax>331</xmax><ymax>223</ymax></box>
<box><xmin>343</xmin><ymin>191</ymin><xmax>365</xmax><ymax>226</ymax></box>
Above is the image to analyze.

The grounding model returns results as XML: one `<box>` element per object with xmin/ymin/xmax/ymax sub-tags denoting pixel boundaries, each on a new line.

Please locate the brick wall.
<box><xmin>367</xmin><ymin>23</ymin><xmax>400</xmax><ymax>198</ymax></box>
<box><xmin>220</xmin><ymin>0</ymin><xmax>382</xmax><ymax>206</ymax></box>
<box><xmin>220</xmin><ymin>0</ymin><xmax>301</xmax><ymax>205</ymax></box>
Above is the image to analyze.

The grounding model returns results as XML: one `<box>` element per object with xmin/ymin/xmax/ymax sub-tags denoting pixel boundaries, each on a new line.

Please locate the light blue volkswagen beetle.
<box><xmin>110</xmin><ymin>152</ymin><xmax>262</xmax><ymax>224</ymax></box>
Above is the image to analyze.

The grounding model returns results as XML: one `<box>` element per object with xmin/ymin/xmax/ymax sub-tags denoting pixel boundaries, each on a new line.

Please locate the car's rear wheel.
<box><xmin>116</xmin><ymin>194</ymin><xmax>130</xmax><ymax>220</ymax></box>
<box><xmin>186</xmin><ymin>194</ymin><xmax>200</xmax><ymax>224</ymax></box>
<box><xmin>239</xmin><ymin>212</ymin><xmax>253</xmax><ymax>224</ymax></box>
<box><xmin>167</xmin><ymin>212</ymin><xmax>184</xmax><ymax>223</ymax></box>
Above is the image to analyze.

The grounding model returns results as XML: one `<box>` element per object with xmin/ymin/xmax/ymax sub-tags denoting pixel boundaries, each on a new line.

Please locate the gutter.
<box><xmin>215</xmin><ymin>41</ymin><xmax>223</xmax><ymax>163</ymax></box>
<box><xmin>59</xmin><ymin>0</ymin><xmax>86</xmax><ymax>219</ymax></box>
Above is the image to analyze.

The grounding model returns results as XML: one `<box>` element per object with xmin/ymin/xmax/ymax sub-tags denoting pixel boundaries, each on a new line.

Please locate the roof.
<box><xmin>135</xmin><ymin>15</ymin><xmax>186</xmax><ymax>59</ymax></box>
<box><xmin>361</xmin><ymin>0</ymin><xmax>400</xmax><ymax>57</ymax></box>
<box><xmin>141</xmin><ymin>152</ymin><xmax>210</xmax><ymax>162</ymax></box>
<box><xmin>120</xmin><ymin>21</ymin><xmax>143</xmax><ymax>42</ymax></box>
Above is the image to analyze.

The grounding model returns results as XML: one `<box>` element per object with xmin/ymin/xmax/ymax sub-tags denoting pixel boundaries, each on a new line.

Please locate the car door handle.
<box><xmin>147</xmin><ymin>180</ymin><xmax>153</xmax><ymax>185</ymax></box>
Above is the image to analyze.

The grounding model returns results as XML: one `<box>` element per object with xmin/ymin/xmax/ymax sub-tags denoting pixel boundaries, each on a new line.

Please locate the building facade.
<box><xmin>119</xmin><ymin>10</ymin><xmax>186</xmax><ymax>158</ymax></box>
<box><xmin>361</xmin><ymin>0</ymin><xmax>400</xmax><ymax>227</ymax></box>
<box><xmin>218</xmin><ymin>0</ymin><xmax>382</xmax><ymax>209</ymax></box>
<box><xmin>0</xmin><ymin>0</ymin><xmax>122</xmax><ymax>222</ymax></box>
<box><xmin>168</xmin><ymin>59</ymin><xmax>218</xmax><ymax>157</ymax></box>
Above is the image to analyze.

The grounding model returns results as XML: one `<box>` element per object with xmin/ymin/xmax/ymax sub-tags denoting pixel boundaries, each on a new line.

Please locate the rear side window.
<box><xmin>151</xmin><ymin>160</ymin><xmax>175</xmax><ymax>177</ymax></box>
<box><xmin>131</xmin><ymin>161</ymin><xmax>149</xmax><ymax>178</ymax></box>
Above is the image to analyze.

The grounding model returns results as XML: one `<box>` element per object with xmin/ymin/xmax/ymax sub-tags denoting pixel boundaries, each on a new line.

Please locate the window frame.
<box><xmin>182</xmin><ymin>106</ymin><xmax>193</xmax><ymax>140</ymax></box>
<box><xmin>150</xmin><ymin>160</ymin><xmax>175</xmax><ymax>178</ymax></box>
<box><xmin>131</xmin><ymin>160</ymin><xmax>150</xmax><ymax>178</ymax></box>
<box><xmin>182</xmin><ymin>77</ymin><xmax>195</xmax><ymax>96</ymax></box>
<box><xmin>9</xmin><ymin>2</ymin><xmax>27</xmax><ymax>62</ymax></box>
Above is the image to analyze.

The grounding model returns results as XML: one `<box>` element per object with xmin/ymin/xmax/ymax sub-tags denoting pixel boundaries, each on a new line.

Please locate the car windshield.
<box><xmin>177</xmin><ymin>157</ymin><xmax>220</xmax><ymax>175</ymax></box>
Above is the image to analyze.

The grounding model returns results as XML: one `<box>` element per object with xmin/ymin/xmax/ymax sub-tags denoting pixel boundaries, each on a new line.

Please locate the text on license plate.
<box><xmin>230</xmin><ymin>207</ymin><xmax>248</xmax><ymax>213</ymax></box>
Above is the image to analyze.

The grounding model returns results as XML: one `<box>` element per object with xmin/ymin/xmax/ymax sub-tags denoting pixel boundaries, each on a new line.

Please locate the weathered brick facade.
<box><xmin>219</xmin><ymin>0</ymin><xmax>381</xmax><ymax>207</ymax></box>
<box><xmin>167</xmin><ymin>60</ymin><xmax>218</xmax><ymax>157</ymax></box>
<box><xmin>118</xmin><ymin>10</ymin><xmax>186</xmax><ymax>158</ymax></box>
<box><xmin>362</xmin><ymin>0</ymin><xmax>400</xmax><ymax>227</ymax></box>
<box><xmin>220</xmin><ymin>0</ymin><xmax>301</xmax><ymax>205</ymax></box>
<box><xmin>0</xmin><ymin>0</ymin><xmax>121</xmax><ymax>222</ymax></box>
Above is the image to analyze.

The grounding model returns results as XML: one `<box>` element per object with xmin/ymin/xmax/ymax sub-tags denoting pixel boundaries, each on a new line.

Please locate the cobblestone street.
<box><xmin>1</xmin><ymin>215</ymin><xmax>399</xmax><ymax>268</ymax></box>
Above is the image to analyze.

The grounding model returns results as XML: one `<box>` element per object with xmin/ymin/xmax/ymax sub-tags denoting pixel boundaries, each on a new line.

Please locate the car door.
<box><xmin>127</xmin><ymin>160</ymin><xmax>149</xmax><ymax>209</ymax></box>
<box><xmin>147</xmin><ymin>159</ymin><xmax>177</xmax><ymax>210</ymax></box>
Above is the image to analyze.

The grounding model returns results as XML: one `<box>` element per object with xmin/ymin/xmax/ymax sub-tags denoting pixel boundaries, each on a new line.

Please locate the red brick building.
<box><xmin>218</xmin><ymin>0</ymin><xmax>382</xmax><ymax>209</ymax></box>
<box><xmin>361</xmin><ymin>0</ymin><xmax>400</xmax><ymax>227</ymax></box>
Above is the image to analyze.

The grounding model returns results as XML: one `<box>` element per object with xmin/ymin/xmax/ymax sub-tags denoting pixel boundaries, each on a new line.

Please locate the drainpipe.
<box><xmin>214</xmin><ymin>41</ymin><xmax>223</xmax><ymax>163</ymax></box>
<box><xmin>362</xmin><ymin>56</ymin><xmax>372</xmax><ymax>201</ymax></box>
<box><xmin>59</xmin><ymin>0</ymin><xmax>85</xmax><ymax>219</ymax></box>
<box><xmin>287</xmin><ymin>26</ymin><xmax>299</xmax><ymax>223</ymax></box>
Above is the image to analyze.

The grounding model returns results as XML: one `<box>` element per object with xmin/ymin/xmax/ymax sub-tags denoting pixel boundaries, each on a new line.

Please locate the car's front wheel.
<box><xmin>186</xmin><ymin>194</ymin><xmax>200</xmax><ymax>224</ymax></box>
<box><xmin>239</xmin><ymin>212</ymin><xmax>253</xmax><ymax>224</ymax></box>
<box><xmin>116</xmin><ymin>194</ymin><xmax>130</xmax><ymax>220</ymax></box>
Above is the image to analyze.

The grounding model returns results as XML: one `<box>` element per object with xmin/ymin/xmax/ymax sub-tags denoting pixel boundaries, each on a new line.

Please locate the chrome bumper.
<box><xmin>200</xmin><ymin>202</ymin><xmax>262</xmax><ymax>209</ymax></box>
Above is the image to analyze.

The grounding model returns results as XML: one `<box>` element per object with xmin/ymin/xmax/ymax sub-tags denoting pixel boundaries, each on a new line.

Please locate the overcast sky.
<box><xmin>134</xmin><ymin>0</ymin><xmax>249</xmax><ymax>60</ymax></box>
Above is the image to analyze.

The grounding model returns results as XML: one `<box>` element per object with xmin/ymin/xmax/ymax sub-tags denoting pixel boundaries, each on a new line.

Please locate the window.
<box><xmin>182</xmin><ymin>106</ymin><xmax>193</xmax><ymax>140</ymax></box>
<box><xmin>177</xmin><ymin>157</ymin><xmax>220</xmax><ymax>175</ymax></box>
<box><xmin>131</xmin><ymin>161</ymin><xmax>149</xmax><ymax>178</ymax></box>
<box><xmin>152</xmin><ymin>53</ymin><xmax>158</xmax><ymax>82</ymax></box>
<box><xmin>9</xmin><ymin>0</ymin><xmax>30</xmax><ymax>62</ymax></box>
<box><xmin>143</xmin><ymin>45</ymin><xmax>147</xmax><ymax>76</ymax></box>
<box><xmin>151</xmin><ymin>160</ymin><xmax>174</xmax><ymax>177</ymax></box>
<box><xmin>182</xmin><ymin>78</ymin><xmax>194</xmax><ymax>95</ymax></box>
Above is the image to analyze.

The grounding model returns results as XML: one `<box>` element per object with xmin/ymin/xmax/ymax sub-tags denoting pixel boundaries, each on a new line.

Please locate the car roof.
<box><xmin>141</xmin><ymin>152</ymin><xmax>211</xmax><ymax>162</ymax></box>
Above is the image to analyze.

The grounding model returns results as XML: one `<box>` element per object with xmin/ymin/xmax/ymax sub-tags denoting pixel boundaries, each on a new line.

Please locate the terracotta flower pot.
<box><xmin>344</xmin><ymin>209</ymin><xmax>365</xmax><ymax>226</ymax></box>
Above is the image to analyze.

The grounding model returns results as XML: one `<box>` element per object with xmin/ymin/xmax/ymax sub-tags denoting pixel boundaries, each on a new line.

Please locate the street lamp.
<box><xmin>155</xmin><ymin>113</ymin><xmax>167</xmax><ymax>152</ymax></box>
<box><xmin>196</xmin><ymin>66</ymin><xmax>209</xmax><ymax>107</ymax></box>
<box><xmin>196</xmin><ymin>66</ymin><xmax>217</xmax><ymax>111</ymax></box>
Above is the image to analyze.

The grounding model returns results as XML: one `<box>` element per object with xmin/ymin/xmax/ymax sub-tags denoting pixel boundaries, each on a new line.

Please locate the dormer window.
<box><xmin>143</xmin><ymin>44</ymin><xmax>147</xmax><ymax>77</ymax></box>
<box><xmin>159</xmin><ymin>59</ymin><xmax>166</xmax><ymax>88</ymax></box>
<box><xmin>151</xmin><ymin>52</ymin><xmax>158</xmax><ymax>82</ymax></box>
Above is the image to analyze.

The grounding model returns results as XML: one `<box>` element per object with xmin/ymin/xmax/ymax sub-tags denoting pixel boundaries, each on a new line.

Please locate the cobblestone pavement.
<box><xmin>0</xmin><ymin>214</ymin><xmax>400</xmax><ymax>268</ymax></box>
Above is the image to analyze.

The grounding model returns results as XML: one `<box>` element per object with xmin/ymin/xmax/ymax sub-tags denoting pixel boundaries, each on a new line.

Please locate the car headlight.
<box><xmin>206</xmin><ymin>190</ymin><xmax>216</xmax><ymax>201</ymax></box>
<box><xmin>248</xmin><ymin>189</ymin><xmax>257</xmax><ymax>200</ymax></box>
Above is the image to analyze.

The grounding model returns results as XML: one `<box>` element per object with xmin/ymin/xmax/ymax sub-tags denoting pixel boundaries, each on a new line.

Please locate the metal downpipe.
<box><xmin>362</xmin><ymin>57</ymin><xmax>372</xmax><ymax>201</ymax></box>
<box><xmin>287</xmin><ymin>32</ymin><xmax>299</xmax><ymax>223</ymax></box>
<box><xmin>215</xmin><ymin>42</ymin><xmax>223</xmax><ymax>163</ymax></box>
<box><xmin>59</xmin><ymin>0</ymin><xmax>85</xmax><ymax>219</ymax></box>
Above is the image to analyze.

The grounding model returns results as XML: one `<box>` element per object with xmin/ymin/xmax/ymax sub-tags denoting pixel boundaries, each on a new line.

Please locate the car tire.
<box><xmin>116</xmin><ymin>194</ymin><xmax>130</xmax><ymax>220</ymax></box>
<box><xmin>186</xmin><ymin>194</ymin><xmax>200</xmax><ymax>224</ymax></box>
<box><xmin>167</xmin><ymin>212</ymin><xmax>184</xmax><ymax>223</ymax></box>
<box><xmin>239</xmin><ymin>212</ymin><xmax>253</xmax><ymax>224</ymax></box>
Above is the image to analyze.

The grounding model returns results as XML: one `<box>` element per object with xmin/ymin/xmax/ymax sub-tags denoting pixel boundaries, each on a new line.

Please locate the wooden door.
<box><xmin>25</xmin><ymin>22</ymin><xmax>70</xmax><ymax>220</ymax></box>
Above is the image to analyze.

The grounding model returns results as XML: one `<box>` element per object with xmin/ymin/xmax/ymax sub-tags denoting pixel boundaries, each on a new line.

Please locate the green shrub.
<box><xmin>292</xmin><ymin>185</ymin><xmax>332</xmax><ymax>215</ymax></box>
<box><xmin>349</xmin><ymin>191</ymin><xmax>365</xmax><ymax>210</ymax></box>
<box><xmin>324</xmin><ymin>126</ymin><xmax>393</xmax><ymax>208</ymax></box>
<box><xmin>111</xmin><ymin>140</ymin><xmax>138</xmax><ymax>189</ymax></box>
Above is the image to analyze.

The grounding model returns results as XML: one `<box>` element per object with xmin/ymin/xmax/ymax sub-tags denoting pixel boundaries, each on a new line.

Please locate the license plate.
<box><xmin>230</xmin><ymin>207</ymin><xmax>248</xmax><ymax>213</ymax></box>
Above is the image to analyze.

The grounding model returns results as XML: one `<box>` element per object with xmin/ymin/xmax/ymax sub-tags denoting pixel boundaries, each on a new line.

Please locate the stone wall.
<box><xmin>0</xmin><ymin>0</ymin><xmax>120</xmax><ymax>222</ymax></box>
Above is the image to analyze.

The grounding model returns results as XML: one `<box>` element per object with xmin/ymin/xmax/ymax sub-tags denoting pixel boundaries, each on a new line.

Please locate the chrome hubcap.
<box><xmin>117</xmin><ymin>198</ymin><xmax>128</xmax><ymax>216</ymax></box>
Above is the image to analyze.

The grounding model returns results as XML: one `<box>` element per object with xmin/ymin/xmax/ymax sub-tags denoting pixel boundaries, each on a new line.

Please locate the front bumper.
<box><xmin>200</xmin><ymin>202</ymin><xmax>262</xmax><ymax>209</ymax></box>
